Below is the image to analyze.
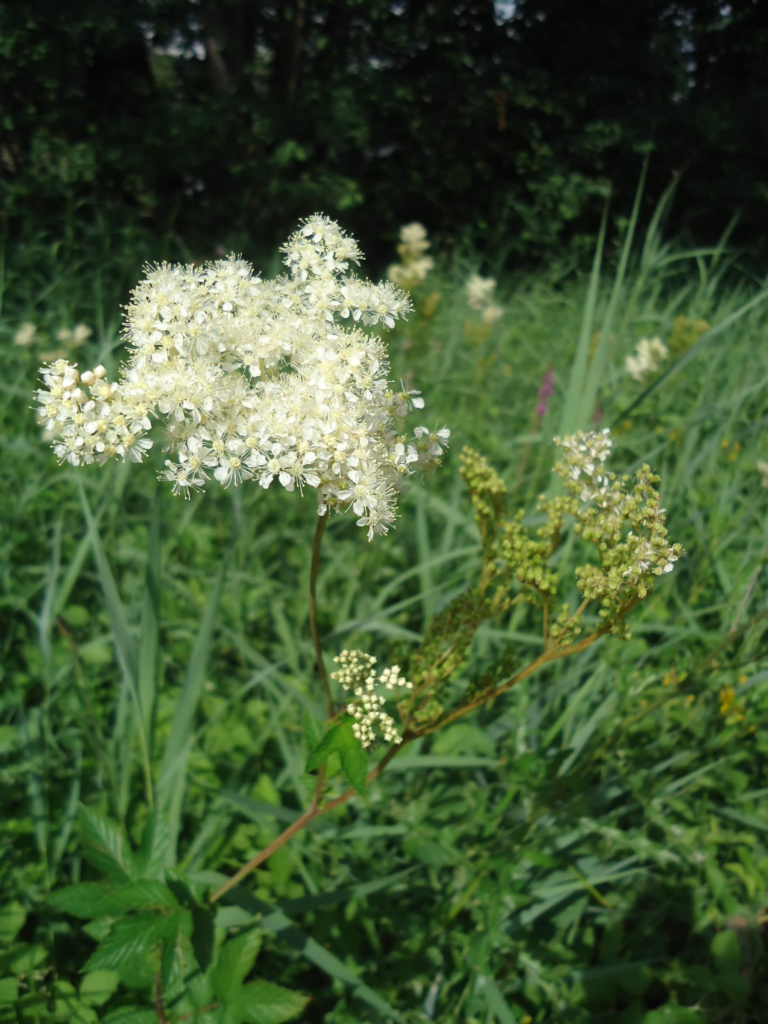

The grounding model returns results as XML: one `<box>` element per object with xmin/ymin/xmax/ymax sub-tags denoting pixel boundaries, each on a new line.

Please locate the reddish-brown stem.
<box><xmin>209</xmin><ymin>598</ymin><xmax>636</xmax><ymax>903</ymax></box>
<box><xmin>154</xmin><ymin>974</ymin><xmax>168</xmax><ymax>1024</ymax></box>
<box><xmin>177</xmin><ymin>1006</ymin><xmax>220</xmax><ymax>1022</ymax></box>
<box><xmin>309</xmin><ymin>512</ymin><xmax>334</xmax><ymax>718</ymax></box>
<box><xmin>209</xmin><ymin>743</ymin><xmax>403</xmax><ymax>904</ymax></box>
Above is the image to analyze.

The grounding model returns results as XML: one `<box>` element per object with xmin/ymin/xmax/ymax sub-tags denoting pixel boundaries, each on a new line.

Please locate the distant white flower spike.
<box><xmin>35</xmin><ymin>215</ymin><xmax>449</xmax><ymax>540</ymax></box>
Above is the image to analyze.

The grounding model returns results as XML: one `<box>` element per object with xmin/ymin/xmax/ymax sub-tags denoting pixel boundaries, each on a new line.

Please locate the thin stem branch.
<box><xmin>309</xmin><ymin>511</ymin><xmax>334</xmax><ymax>717</ymax></box>
<box><xmin>209</xmin><ymin>743</ymin><xmax>403</xmax><ymax>904</ymax></box>
<box><xmin>154</xmin><ymin>974</ymin><xmax>168</xmax><ymax>1024</ymax></box>
<box><xmin>209</xmin><ymin>600</ymin><xmax>636</xmax><ymax>903</ymax></box>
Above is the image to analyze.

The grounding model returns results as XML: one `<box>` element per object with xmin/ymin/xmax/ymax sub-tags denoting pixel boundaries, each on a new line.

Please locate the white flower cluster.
<box><xmin>331</xmin><ymin>649</ymin><xmax>413</xmax><ymax>748</ymax></box>
<box><xmin>625</xmin><ymin>336</ymin><xmax>668</xmax><ymax>381</ymax></box>
<box><xmin>556</xmin><ymin>428</ymin><xmax>615</xmax><ymax>505</ymax></box>
<box><xmin>555</xmin><ymin>429</ymin><xmax>680</xmax><ymax>577</ymax></box>
<box><xmin>387</xmin><ymin>222</ymin><xmax>434</xmax><ymax>290</ymax></box>
<box><xmin>466</xmin><ymin>274</ymin><xmax>503</xmax><ymax>324</ymax></box>
<box><xmin>35</xmin><ymin>215</ymin><xmax>449</xmax><ymax>539</ymax></box>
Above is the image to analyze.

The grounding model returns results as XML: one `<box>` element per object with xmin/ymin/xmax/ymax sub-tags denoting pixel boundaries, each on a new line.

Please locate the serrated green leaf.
<box><xmin>305</xmin><ymin>722</ymin><xmax>345</xmax><ymax>773</ymax></box>
<box><xmin>79</xmin><ymin>806</ymin><xmax>137</xmax><ymax>882</ymax></box>
<box><xmin>306</xmin><ymin>719</ymin><xmax>367</xmax><ymax>795</ymax></box>
<box><xmin>48</xmin><ymin>883</ymin><xmax>118</xmax><ymax>919</ymax></box>
<box><xmin>84</xmin><ymin>913</ymin><xmax>178</xmax><ymax>973</ymax></box>
<box><xmin>212</xmin><ymin>928</ymin><xmax>264</xmax><ymax>1001</ymax></box>
<box><xmin>238</xmin><ymin>981</ymin><xmax>309</xmax><ymax>1024</ymax></box>
<box><xmin>79</xmin><ymin>970</ymin><xmax>121</xmax><ymax>1008</ymax></box>
<box><xmin>160</xmin><ymin>911</ymin><xmax>195</xmax><ymax>995</ymax></box>
<box><xmin>302</xmin><ymin>709</ymin><xmax>323</xmax><ymax>753</ymax></box>
<box><xmin>136</xmin><ymin>811</ymin><xmax>172</xmax><ymax>879</ymax></box>
<box><xmin>49</xmin><ymin>881</ymin><xmax>178</xmax><ymax>919</ymax></box>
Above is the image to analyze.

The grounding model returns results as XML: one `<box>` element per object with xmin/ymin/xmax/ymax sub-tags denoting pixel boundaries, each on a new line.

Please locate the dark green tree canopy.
<box><xmin>2</xmin><ymin>0</ymin><xmax>766</xmax><ymax>260</ymax></box>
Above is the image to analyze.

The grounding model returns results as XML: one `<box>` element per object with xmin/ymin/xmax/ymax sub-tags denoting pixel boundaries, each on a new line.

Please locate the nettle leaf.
<box><xmin>306</xmin><ymin>718</ymin><xmax>367</xmax><ymax>795</ymax></box>
<box><xmin>237</xmin><ymin>980</ymin><xmax>309</xmax><ymax>1024</ymax></box>
<box><xmin>211</xmin><ymin>928</ymin><xmax>264</xmax><ymax>1001</ymax></box>
<box><xmin>79</xmin><ymin>806</ymin><xmax>138</xmax><ymax>882</ymax></box>
<box><xmin>135</xmin><ymin>811</ymin><xmax>172</xmax><ymax>879</ymax></box>
<box><xmin>49</xmin><ymin>880</ymin><xmax>179</xmax><ymax>919</ymax></box>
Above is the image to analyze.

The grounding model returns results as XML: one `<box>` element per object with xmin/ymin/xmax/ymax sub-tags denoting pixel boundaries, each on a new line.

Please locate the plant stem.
<box><xmin>154</xmin><ymin>974</ymin><xmax>168</xmax><ymax>1024</ymax></box>
<box><xmin>309</xmin><ymin>512</ymin><xmax>334</xmax><ymax>717</ymax></box>
<box><xmin>209</xmin><ymin>600</ymin><xmax>635</xmax><ymax>903</ymax></box>
<box><xmin>209</xmin><ymin>743</ymin><xmax>403</xmax><ymax>904</ymax></box>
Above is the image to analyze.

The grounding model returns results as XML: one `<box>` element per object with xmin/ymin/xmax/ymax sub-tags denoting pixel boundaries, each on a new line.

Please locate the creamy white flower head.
<box><xmin>466</xmin><ymin>274</ymin><xmax>496</xmax><ymax>311</ymax></box>
<box><xmin>14</xmin><ymin>322</ymin><xmax>37</xmax><ymax>347</ymax></box>
<box><xmin>625</xmin><ymin>336</ymin><xmax>668</xmax><ymax>381</ymax></box>
<box><xmin>35</xmin><ymin>215</ymin><xmax>449</xmax><ymax>540</ymax></box>
<box><xmin>387</xmin><ymin>222</ymin><xmax>434</xmax><ymax>290</ymax></box>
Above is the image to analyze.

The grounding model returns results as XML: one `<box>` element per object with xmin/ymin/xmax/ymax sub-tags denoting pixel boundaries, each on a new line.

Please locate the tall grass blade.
<box><xmin>78</xmin><ymin>479</ymin><xmax>153</xmax><ymax>810</ymax></box>
<box><xmin>158</xmin><ymin>561</ymin><xmax>226</xmax><ymax>855</ymax></box>
<box><xmin>559</xmin><ymin>195</ymin><xmax>609</xmax><ymax>435</ymax></box>
<box><xmin>581</xmin><ymin>156</ymin><xmax>649</xmax><ymax>424</ymax></box>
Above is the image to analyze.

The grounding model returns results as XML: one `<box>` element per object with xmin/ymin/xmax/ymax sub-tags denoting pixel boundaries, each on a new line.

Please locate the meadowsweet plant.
<box><xmin>466</xmin><ymin>272</ymin><xmax>503</xmax><ymax>324</ymax></box>
<box><xmin>35</xmin><ymin>214</ymin><xmax>449</xmax><ymax>540</ymax></box>
<box><xmin>386</xmin><ymin>221</ymin><xmax>434</xmax><ymax>290</ymax></box>
<box><xmin>35</xmin><ymin>221</ymin><xmax>683</xmax><ymax>1022</ymax></box>
<box><xmin>625</xmin><ymin>335</ymin><xmax>668</xmax><ymax>381</ymax></box>
<box><xmin>210</xmin><ymin>427</ymin><xmax>683</xmax><ymax>908</ymax></box>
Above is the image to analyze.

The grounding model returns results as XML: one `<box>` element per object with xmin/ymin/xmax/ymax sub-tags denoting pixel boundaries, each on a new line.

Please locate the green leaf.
<box><xmin>238</xmin><ymin>981</ymin><xmax>309</xmax><ymax>1024</ymax></box>
<box><xmin>191</xmin><ymin>905</ymin><xmax>215</xmax><ymax>973</ymax></box>
<box><xmin>0</xmin><ymin>942</ymin><xmax>47</xmax><ymax>975</ymax></box>
<box><xmin>51</xmin><ymin>881</ymin><xmax>178</xmax><ymax>919</ymax></box>
<box><xmin>711</xmin><ymin>929</ymin><xmax>742</xmax><ymax>974</ymax></box>
<box><xmin>48</xmin><ymin>883</ymin><xmax>117</xmax><ymax>919</ymax></box>
<box><xmin>102</xmin><ymin>1010</ymin><xmax>159</xmax><ymax>1024</ymax></box>
<box><xmin>135</xmin><ymin>811</ymin><xmax>172</xmax><ymax>879</ymax></box>
<box><xmin>306</xmin><ymin>719</ymin><xmax>367</xmax><ymax>795</ymax></box>
<box><xmin>79</xmin><ymin>970</ymin><xmax>120</xmax><ymax>1007</ymax></box>
<box><xmin>0</xmin><ymin>979</ymin><xmax>18</xmax><ymax>1005</ymax></box>
<box><xmin>160</xmin><ymin>911</ymin><xmax>195</xmax><ymax>993</ymax></box>
<box><xmin>79</xmin><ymin>806</ymin><xmax>137</xmax><ymax>882</ymax></box>
<box><xmin>431</xmin><ymin>724</ymin><xmax>495</xmax><ymax>758</ymax></box>
<box><xmin>302</xmin><ymin>709</ymin><xmax>323</xmax><ymax>754</ymax></box>
<box><xmin>0</xmin><ymin>901</ymin><xmax>26</xmax><ymax>944</ymax></box>
<box><xmin>84</xmin><ymin>913</ymin><xmax>179</xmax><ymax>973</ymax></box>
<box><xmin>212</xmin><ymin>928</ymin><xmax>264</xmax><ymax>1000</ymax></box>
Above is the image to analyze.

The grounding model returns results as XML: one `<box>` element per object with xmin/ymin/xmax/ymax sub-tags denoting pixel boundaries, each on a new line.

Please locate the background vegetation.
<box><xmin>2</xmin><ymin>2</ymin><xmax>768</xmax><ymax>1022</ymax></box>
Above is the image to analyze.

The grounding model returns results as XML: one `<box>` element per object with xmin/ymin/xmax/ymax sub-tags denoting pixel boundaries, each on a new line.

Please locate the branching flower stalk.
<box><xmin>210</xmin><ymin>428</ymin><xmax>683</xmax><ymax>903</ymax></box>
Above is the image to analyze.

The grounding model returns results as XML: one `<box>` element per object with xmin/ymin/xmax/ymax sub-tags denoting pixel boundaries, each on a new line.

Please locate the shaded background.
<box><xmin>2</xmin><ymin>0</ymin><xmax>768</xmax><ymax>265</ymax></box>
